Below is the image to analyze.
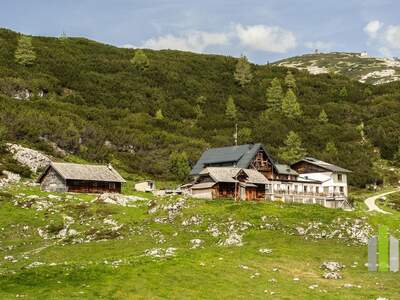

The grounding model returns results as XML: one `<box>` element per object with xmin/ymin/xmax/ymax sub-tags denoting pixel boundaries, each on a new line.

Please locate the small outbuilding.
<box><xmin>38</xmin><ymin>162</ymin><xmax>125</xmax><ymax>193</ymax></box>
<box><xmin>134</xmin><ymin>180</ymin><xmax>156</xmax><ymax>192</ymax></box>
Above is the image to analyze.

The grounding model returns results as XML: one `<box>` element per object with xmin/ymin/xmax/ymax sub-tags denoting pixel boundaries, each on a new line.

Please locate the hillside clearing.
<box><xmin>0</xmin><ymin>184</ymin><xmax>399</xmax><ymax>299</ymax></box>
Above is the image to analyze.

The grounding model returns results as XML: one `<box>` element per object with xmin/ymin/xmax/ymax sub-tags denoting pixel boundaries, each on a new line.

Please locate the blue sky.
<box><xmin>1</xmin><ymin>0</ymin><xmax>400</xmax><ymax>63</ymax></box>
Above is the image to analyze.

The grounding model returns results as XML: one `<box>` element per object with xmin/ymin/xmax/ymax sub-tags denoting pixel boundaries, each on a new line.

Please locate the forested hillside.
<box><xmin>1</xmin><ymin>28</ymin><xmax>400</xmax><ymax>186</ymax></box>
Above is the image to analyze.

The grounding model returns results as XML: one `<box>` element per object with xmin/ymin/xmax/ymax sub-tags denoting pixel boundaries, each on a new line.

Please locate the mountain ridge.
<box><xmin>274</xmin><ymin>52</ymin><xmax>400</xmax><ymax>85</ymax></box>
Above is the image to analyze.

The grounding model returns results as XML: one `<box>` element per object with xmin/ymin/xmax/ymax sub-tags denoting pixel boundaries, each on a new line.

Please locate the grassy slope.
<box><xmin>274</xmin><ymin>52</ymin><xmax>400</xmax><ymax>85</ymax></box>
<box><xmin>0</xmin><ymin>184</ymin><xmax>400</xmax><ymax>299</ymax></box>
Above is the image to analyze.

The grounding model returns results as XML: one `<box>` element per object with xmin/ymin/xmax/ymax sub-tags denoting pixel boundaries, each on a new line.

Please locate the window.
<box><xmin>304</xmin><ymin>186</ymin><xmax>308</xmax><ymax>193</ymax></box>
<box><xmin>337</xmin><ymin>174</ymin><xmax>343</xmax><ymax>182</ymax></box>
<box><xmin>316</xmin><ymin>186</ymin><xmax>319</xmax><ymax>194</ymax></box>
<box><xmin>339</xmin><ymin>186</ymin><xmax>344</xmax><ymax>194</ymax></box>
<box><xmin>109</xmin><ymin>182</ymin><xmax>116</xmax><ymax>190</ymax></box>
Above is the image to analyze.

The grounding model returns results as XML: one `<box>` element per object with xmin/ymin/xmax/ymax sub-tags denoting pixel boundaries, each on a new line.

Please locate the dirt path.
<box><xmin>364</xmin><ymin>190</ymin><xmax>399</xmax><ymax>214</ymax></box>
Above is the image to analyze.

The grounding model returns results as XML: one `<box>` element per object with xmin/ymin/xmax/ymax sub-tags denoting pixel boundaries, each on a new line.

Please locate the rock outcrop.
<box><xmin>7</xmin><ymin>144</ymin><xmax>51</xmax><ymax>173</ymax></box>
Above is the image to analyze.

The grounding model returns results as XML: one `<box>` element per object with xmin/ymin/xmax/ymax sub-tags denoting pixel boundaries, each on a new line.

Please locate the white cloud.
<box><xmin>235</xmin><ymin>24</ymin><xmax>296</xmax><ymax>53</ymax></box>
<box><xmin>379</xmin><ymin>47</ymin><xmax>393</xmax><ymax>57</ymax></box>
<box><xmin>304</xmin><ymin>41</ymin><xmax>333</xmax><ymax>50</ymax></box>
<box><xmin>120</xmin><ymin>44</ymin><xmax>137</xmax><ymax>49</ymax></box>
<box><xmin>364</xmin><ymin>20</ymin><xmax>383</xmax><ymax>39</ymax></box>
<box><xmin>364</xmin><ymin>22</ymin><xmax>400</xmax><ymax>57</ymax></box>
<box><xmin>385</xmin><ymin>25</ymin><xmax>400</xmax><ymax>49</ymax></box>
<box><xmin>141</xmin><ymin>31</ymin><xmax>229</xmax><ymax>52</ymax></box>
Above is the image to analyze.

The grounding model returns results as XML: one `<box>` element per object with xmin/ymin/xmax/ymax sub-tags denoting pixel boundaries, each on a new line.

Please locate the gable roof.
<box><xmin>275</xmin><ymin>164</ymin><xmax>299</xmax><ymax>176</ymax></box>
<box><xmin>38</xmin><ymin>162</ymin><xmax>126</xmax><ymax>183</ymax></box>
<box><xmin>292</xmin><ymin>157</ymin><xmax>352</xmax><ymax>173</ymax></box>
<box><xmin>242</xmin><ymin>169</ymin><xmax>269</xmax><ymax>184</ymax></box>
<box><xmin>199</xmin><ymin>167</ymin><xmax>269</xmax><ymax>185</ymax></box>
<box><xmin>190</xmin><ymin>143</ymin><xmax>275</xmax><ymax>176</ymax></box>
<box><xmin>200</xmin><ymin>167</ymin><xmax>240</xmax><ymax>183</ymax></box>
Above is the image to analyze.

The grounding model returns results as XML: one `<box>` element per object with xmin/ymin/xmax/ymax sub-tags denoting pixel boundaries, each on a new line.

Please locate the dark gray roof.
<box><xmin>190</xmin><ymin>143</ymin><xmax>275</xmax><ymax>176</ymax></box>
<box><xmin>293</xmin><ymin>157</ymin><xmax>352</xmax><ymax>173</ymax></box>
<box><xmin>275</xmin><ymin>164</ymin><xmax>299</xmax><ymax>176</ymax></box>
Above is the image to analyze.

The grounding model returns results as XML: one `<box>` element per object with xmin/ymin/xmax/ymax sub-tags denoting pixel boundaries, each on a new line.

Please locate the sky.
<box><xmin>1</xmin><ymin>0</ymin><xmax>400</xmax><ymax>63</ymax></box>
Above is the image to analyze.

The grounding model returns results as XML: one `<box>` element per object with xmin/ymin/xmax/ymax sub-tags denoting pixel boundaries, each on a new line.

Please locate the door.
<box><xmin>240</xmin><ymin>186</ymin><xmax>246</xmax><ymax>200</ymax></box>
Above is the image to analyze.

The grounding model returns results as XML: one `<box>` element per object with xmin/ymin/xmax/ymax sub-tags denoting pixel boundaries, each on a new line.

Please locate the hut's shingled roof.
<box><xmin>292</xmin><ymin>157</ymin><xmax>352</xmax><ymax>173</ymax></box>
<box><xmin>39</xmin><ymin>162</ymin><xmax>126</xmax><ymax>183</ymax></box>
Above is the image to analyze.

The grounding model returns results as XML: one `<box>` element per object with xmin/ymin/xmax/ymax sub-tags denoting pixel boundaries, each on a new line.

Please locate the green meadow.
<box><xmin>0</xmin><ymin>183</ymin><xmax>399</xmax><ymax>299</ymax></box>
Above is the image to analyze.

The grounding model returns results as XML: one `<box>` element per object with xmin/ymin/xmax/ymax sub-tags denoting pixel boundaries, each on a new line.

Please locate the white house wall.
<box><xmin>298</xmin><ymin>172</ymin><xmax>348</xmax><ymax>196</ymax></box>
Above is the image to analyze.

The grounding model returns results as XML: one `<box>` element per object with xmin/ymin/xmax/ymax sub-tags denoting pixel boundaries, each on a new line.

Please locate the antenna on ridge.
<box><xmin>234</xmin><ymin>123</ymin><xmax>238</xmax><ymax>146</ymax></box>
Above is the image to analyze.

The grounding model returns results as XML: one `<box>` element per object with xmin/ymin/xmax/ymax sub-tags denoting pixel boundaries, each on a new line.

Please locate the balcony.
<box><xmin>266</xmin><ymin>190</ymin><xmax>346</xmax><ymax>199</ymax></box>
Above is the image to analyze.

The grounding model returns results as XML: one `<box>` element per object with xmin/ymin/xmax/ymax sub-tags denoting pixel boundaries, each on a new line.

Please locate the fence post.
<box><xmin>378</xmin><ymin>226</ymin><xmax>389</xmax><ymax>272</ymax></box>
<box><xmin>390</xmin><ymin>235</ymin><xmax>399</xmax><ymax>272</ymax></box>
<box><xmin>368</xmin><ymin>236</ymin><xmax>377</xmax><ymax>271</ymax></box>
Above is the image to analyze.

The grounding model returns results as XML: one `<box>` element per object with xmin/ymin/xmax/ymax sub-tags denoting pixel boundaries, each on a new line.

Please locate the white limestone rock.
<box><xmin>6</xmin><ymin>143</ymin><xmax>51</xmax><ymax>172</ymax></box>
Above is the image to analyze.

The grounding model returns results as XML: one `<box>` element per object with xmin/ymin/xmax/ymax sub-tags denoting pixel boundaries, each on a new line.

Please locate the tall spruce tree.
<box><xmin>285</xmin><ymin>70</ymin><xmax>297</xmax><ymax>90</ymax></box>
<box><xmin>238</xmin><ymin>127</ymin><xmax>252</xmax><ymax>144</ymax></box>
<box><xmin>15</xmin><ymin>36</ymin><xmax>36</xmax><ymax>66</ymax></box>
<box><xmin>266</xmin><ymin>78</ymin><xmax>283</xmax><ymax>112</ymax></box>
<box><xmin>279</xmin><ymin>131</ymin><xmax>306</xmax><ymax>163</ymax></box>
<box><xmin>194</xmin><ymin>104</ymin><xmax>204</xmax><ymax>120</ymax></box>
<box><xmin>318</xmin><ymin>109</ymin><xmax>329</xmax><ymax>123</ymax></box>
<box><xmin>169</xmin><ymin>151</ymin><xmax>191</xmax><ymax>181</ymax></box>
<box><xmin>339</xmin><ymin>86</ymin><xmax>348</xmax><ymax>98</ymax></box>
<box><xmin>155</xmin><ymin>109</ymin><xmax>164</xmax><ymax>120</ymax></box>
<box><xmin>282</xmin><ymin>89</ymin><xmax>302</xmax><ymax>118</ymax></box>
<box><xmin>394</xmin><ymin>145</ymin><xmax>400</xmax><ymax>163</ymax></box>
<box><xmin>225</xmin><ymin>96</ymin><xmax>237</xmax><ymax>120</ymax></box>
<box><xmin>234</xmin><ymin>55</ymin><xmax>253</xmax><ymax>87</ymax></box>
<box><xmin>324</xmin><ymin>141</ymin><xmax>339</xmax><ymax>163</ymax></box>
<box><xmin>130</xmin><ymin>49</ymin><xmax>150</xmax><ymax>70</ymax></box>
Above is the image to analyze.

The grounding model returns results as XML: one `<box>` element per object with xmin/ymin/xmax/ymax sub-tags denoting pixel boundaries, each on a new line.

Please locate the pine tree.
<box><xmin>394</xmin><ymin>146</ymin><xmax>400</xmax><ymax>163</ymax></box>
<box><xmin>169</xmin><ymin>151</ymin><xmax>191</xmax><ymax>181</ymax></box>
<box><xmin>282</xmin><ymin>89</ymin><xmax>302</xmax><ymax>118</ymax></box>
<box><xmin>194</xmin><ymin>104</ymin><xmax>204</xmax><ymax>120</ymax></box>
<box><xmin>234</xmin><ymin>55</ymin><xmax>253</xmax><ymax>87</ymax></box>
<box><xmin>266</xmin><ymin>78</ymin><xmax>283</xmax><ymax>112</ymax></box>
<box><xmin>279</xmin><ymin>131</ymin><xmax>306</xmax><ymax>163</ymax></box>
<box><xmin>225</xmin><ymin>96</ymin><xmax>237</xmax><ymax>120</ymax></box>
<box><xmin>284</xmin><ymin>70</ymin><xmax>297</xmax><ymax>90</ymax></box>
<box><xmin>238</xmin><ymin>127</ymin><xmax>252</xmax><ymax>144</ymax></box>
<box><xmin>130</xmin><ymin>49</ymin><xmax>150</xmax><ymax>70</ymax></box>
<box><xmin>356</xmin><ymin>122</ymin><xmax>367</xmax><ymax>144</ymax></box>
<box><xmin>15</xmin><ymin>36</ymin><xmax>36</xmax><ymax>66</ymax></box>
<box><xmin>155</xmin><ymin>109</ymin><xmax>164</xmax><ymax>120</ymax></box>
<box><xmin>339</xmin><ymin>87</ymin><xmax>348</xmax><ymax>98</ymax></box>
<box><xmin>318</xmin><ymin>109</ymin><xmax>329</xmax><ymax>123</ymax></box>
<box><xmin>0</xmin><ymin>123</ymin><xmax>6</xmax><ymax>146</ymax></box>
<box><xmin>324</xmin><ymin>141</ymin><xmax>339</xmax><ymax>162</ymax></box>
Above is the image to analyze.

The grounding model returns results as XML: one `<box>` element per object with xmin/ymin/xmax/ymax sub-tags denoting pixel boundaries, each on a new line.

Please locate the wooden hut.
<box><xmin>190</xmin><ymin>167</ymin><xmax>268</xmax><ymax>200</ymax></box>
<box><xmin>38</xmin><ymin>162</ymin><xmax>125</xmax><ymax>193</ymax></box>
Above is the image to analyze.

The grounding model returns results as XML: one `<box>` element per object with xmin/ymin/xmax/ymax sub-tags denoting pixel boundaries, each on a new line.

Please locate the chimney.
<box><xmin>108</xmin><ymin>163</ymin><xmax>112</xmax><ymax>170</ymax></box>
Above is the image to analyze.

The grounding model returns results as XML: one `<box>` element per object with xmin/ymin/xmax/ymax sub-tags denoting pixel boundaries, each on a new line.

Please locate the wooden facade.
<box><xmin>191</xmin><ymin>168</ymin><xmax>267</xmax><ymax>201</ymax></box>
<box><xmin>66</xmin><ymin>180</ymin><xmax>121</xmax><ymax>193</ymax></box>
<box><xmin>211</xmin><ymin>183</ymin><xmax>264</xmax><ymax>200</ymax></box>
<box><xmin>250</xmin><ymin>149</ymin><xmax>275</xmax><ymax>179</ymax></box>
<box><xmin>291</xmin><ymin>161</ymin><xmax>327</xmax><ymax>174</ymax></box>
